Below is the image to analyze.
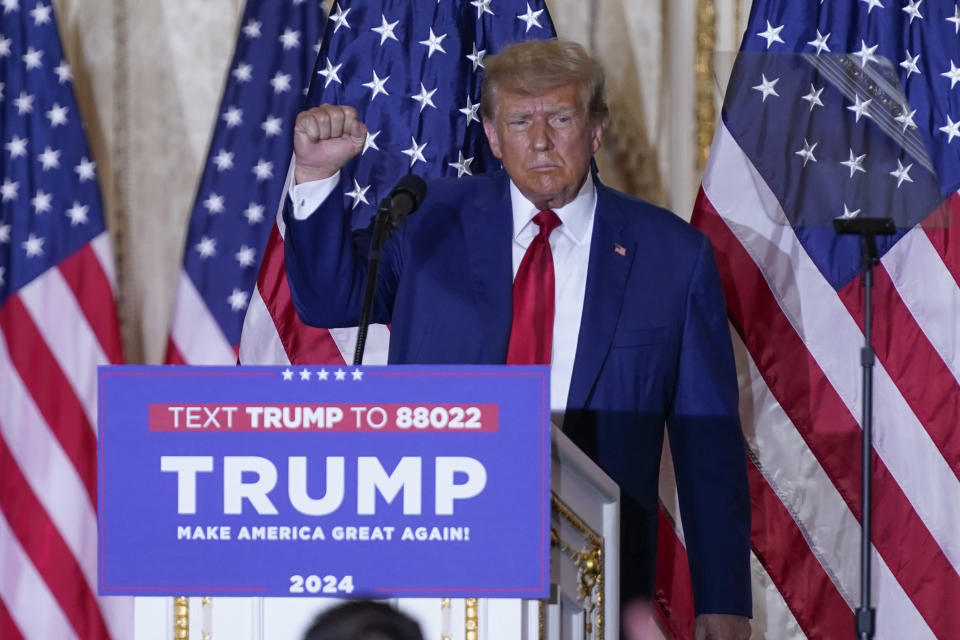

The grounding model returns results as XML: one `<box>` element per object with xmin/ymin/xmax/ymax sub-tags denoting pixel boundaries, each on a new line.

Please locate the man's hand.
<box><xmin>694</xmin><ymin>614</ymin><xmax>751</xmax><ymax>640</ymax></box>
<box><xmin>293</xmin><ymin>104</ymin><xmax>367</xmax><ymax>184</ymax></box>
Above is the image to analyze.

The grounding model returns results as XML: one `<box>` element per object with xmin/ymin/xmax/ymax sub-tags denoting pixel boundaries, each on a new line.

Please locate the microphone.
<box><xmin>381</xmin><ymin>174</ymin><xmax>427</xmax><ymax>227</ymax></box>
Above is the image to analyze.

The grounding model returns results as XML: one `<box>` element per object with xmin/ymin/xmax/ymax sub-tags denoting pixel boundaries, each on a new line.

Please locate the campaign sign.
<box><xmin>98</xmin><ymin>365</ymin><xmax>550</xmax><ymax>598</ymax></box>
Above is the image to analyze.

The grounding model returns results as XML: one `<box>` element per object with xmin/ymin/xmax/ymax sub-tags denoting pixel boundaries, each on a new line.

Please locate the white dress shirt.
<box><xmin>290</xmin><ymin>172</ymin><xmax>596</xmax><ymax>420</ymax></box>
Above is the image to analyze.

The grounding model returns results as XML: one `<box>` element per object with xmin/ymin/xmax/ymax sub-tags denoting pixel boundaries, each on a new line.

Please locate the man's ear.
<box><xmin>590</xmin><ymin>120</ymin><xmax>605</xmax><ymax>154</ymax></box>
<box><xmin>483</xmin><ymin>118</ymin><xmax>502</xmax><ymax>159</ymax></box>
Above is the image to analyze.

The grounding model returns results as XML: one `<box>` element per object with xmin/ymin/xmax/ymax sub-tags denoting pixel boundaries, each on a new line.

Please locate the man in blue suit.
<box><xmin>284</xmin><ymin>39</ymin><xmax>750</xmax><ymax>640</ymax></box>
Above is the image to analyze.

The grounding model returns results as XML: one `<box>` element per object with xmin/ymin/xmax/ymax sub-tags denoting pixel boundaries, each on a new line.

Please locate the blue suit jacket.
<box><xmin>284</xmin><ymin>170</ymin><xmax>751</xmax><ymax>616</ymax></box>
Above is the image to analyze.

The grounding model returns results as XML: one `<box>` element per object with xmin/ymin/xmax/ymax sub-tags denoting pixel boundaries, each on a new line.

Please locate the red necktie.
<box><xmin>506</xmin><ymin>209</ymin><xmax>562</xmax><ymax>364</ymax></box>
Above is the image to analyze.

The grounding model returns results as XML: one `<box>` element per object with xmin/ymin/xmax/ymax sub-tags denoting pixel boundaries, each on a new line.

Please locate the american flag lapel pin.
<box><xmin>614</xmin><ymin>243</ymin><xmax>627</xmax><ymax>257</ymax></box>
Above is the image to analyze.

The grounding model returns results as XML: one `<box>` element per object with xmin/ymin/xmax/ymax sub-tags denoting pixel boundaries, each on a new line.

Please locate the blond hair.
<box><xmin>480</xmin><ymin>39</ymin><xmax>609</xmax><ymax>125</ymax></box>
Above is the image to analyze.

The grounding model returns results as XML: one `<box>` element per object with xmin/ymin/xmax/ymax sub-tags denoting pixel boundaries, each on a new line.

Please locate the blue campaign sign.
<box><xmin>97</xmin><ymin>365</ymin><xmax>550</xmax><ymax>598</ymax></box>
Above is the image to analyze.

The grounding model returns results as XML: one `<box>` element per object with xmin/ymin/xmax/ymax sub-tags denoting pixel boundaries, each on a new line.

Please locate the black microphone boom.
<box><xmin>354</xmin><ymin>174</ymin><xmax>428</xmax><ymax>365</ymax></box>
<box><xmin>383</xmin><ymin>174</ymin><xmax>427</xmax><ymax>228</ymax></box>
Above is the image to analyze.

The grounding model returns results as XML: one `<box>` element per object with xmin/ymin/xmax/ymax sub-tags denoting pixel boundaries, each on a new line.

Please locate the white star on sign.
<box><xmin>75</xmin><ymin>157</ymin><xmax>96</xmax><ymax>181</ymax></box>
<box><xmin>195</xmin><ymin>236</ymin><xmax>217</xmax><ymax>258</ymax></box>
<box><xmin>372</xmin><ymin>14</ymin><xmax>399</xmax><ymax>44</ymax></box>
<box><xmin>402</xmin><ymin>137</ymin><xmax>428</xmax><ymax>166</ymax></box>
<box><xmin>466</xmin><ymin>43</ymin><xmax>486</xmax><ymax>70</ymax></box>
<box><xmin>345</xmin><ymin>179</ymin><xmax>370</xmax><ymax>209</ymax></box>
<box><xmin>252</xmin><ymin>159</ymin><xmax>273</xmax><ymax>181</ymax></box>
<box><xmin>351</xmin><ymin>369</ymin><xmax>363</xmax><ymax>381</ymax></box>
<box><xmin>236</xmin><ymin>245</ymin><xmax>256</xmax><ymax>267</ymax></box>
<box><xmin>459</xmin><ymin>95</ymin><xmax>481</xmax><ymax>124</ymax></box>
<box><xmin>757</xmin><ymin>21</ymin><xmax>784</xmax><ymax>49</ymax></box>
<box><xmin>282</xmin><ymin>368</ymin><xmax>294</xmax><ymax>381</ymax></box>
<box><xmin>449</xmin><ymin>151</ymin><xmax>474</xmax><ymax>177</ymax></box>
<box><xmin>853</xmin><ymin>40</ymin><xmax>879</xmax><ymax>68</ymax></box>
<box><xmin>942</xmin><ymin>60</ymin><xmax>960</xmax><ymax>89</ymax></box>
<box><xmin>203</xmin><ymin>192</ymin><xmax>225</xmax><ymax>214</ymax></box>
<box><xmin>243</xmin><ymin>19</ymin><xmax>261</xmax><ymax>38</ymax></box>
<box><xmin>299</xmin><ymin>369</ymin><xmax>311</xmax><ymax>381</ymax></box>
<box><xmin>30</xmin><ymin>3</ymin><xmax>51</xmax><ymax>25</ymax></box>
<box><xmin>5</xmin><ymin>135</ymin><xmax>27</xmax><ymax>158</ymax></box>
<box><xmin>848</xmin><ymin>95</ymin><xmax>873</xmax><ymax>122</ymax></box>
<box><xmin>213</xmin><ymin>149</ymin><xmax>234</xmax><ymax>171</ymax></box>
<box><xmin>471</xmin><ymin>0</ymin><xmax>494</xmax><ymax>19</ymax></box>
<box><xmin>334</xmin><ymin>368</ymin><xmax>347</xmax><ymax>381</ymax></box>
<box><xmin>66</xmin><ymin>202</ymin><xmax>89</xmax><ymax>225</ymax></box>
<box><xmin>279</xmin><ymin>28</ymin><xmax>301</xmax><ymax>50</ymax></box>
<box><xmin>940</xmin><ymin>115</ymin><xmax>960</xmax><ymax>142</ymax></box>
<box><xmin>37</xmin><ymin>146</ymin><xmax>60</xmax><ymax>170</ymax></box>
<box><xmin>902</xmin><ymin>0</ymin><xmax>922</xmax><ymax>22</ymax></box>
<box><xmin>46</xmin><ymin>102</ymin><xmax>68</xmax><ymax>127</ymax></box>
<box><xmin>840</xmin><ymin>149</ymin><xmax>867</xmax><ymax>177</ymax></box>
<box><xmin>890</xmin><ymin>159</ymin><xmax>914</xmax><ymax>188</ymax></box>
<box><xmin>950</xmin><ymin>5</ymin><xmax>960</xmax><ymax>34</ymax></box>
<box><xmin>807</xmin><ymin>30</ymin><xmax>831</xmax><ymax>55</ymax></box>
<box><xmin>228</xmin><ymin>289</ymin><xmax>250</xmax><ymax>312</ymax></box>
<box><xmin>22</xmin><ymin>233</ymin><xmax>44</xmax><ymax>257</ymax></box>
<box><xmin>411</xmin><ymin>83</ymin><xmax>438</xmax><ymax>112</ymax></box>
<box><xmin>22</xmin><ymin>47</ymin><xmax>42</xmax><ymax>70</ymax></box>
<box><xmin>317</xmin><ymin>58</ymin><xmax>342</xmax><ymax>88</ymax></box>
<box><xmin>31</xmin><ymin>189</ymin><xmax>52</xmax><ymax>213</ymax></box>
<box><xmin>362</xmin><ymin>70</ymin><xmax>390</xmax><ymax>100</ymax></box>
<box><xmin>895</xmin><ymin>108</ymin><xmax>917</xmax><ymax>132</ymax></box>
<box><xmin>54</xmin><ymin>61</ymin><xmax>71</xmax><ymax>83</ymax></box>
<box><xmin>329</xmin><ymin>5</ymin><xmax>351</xmax><ymax>33</ymax></box>
<box><xmin>317</xmin><ymin>368</ymin><xmax>329</xmax><ymax>381</ymax></box>
<box><xmin>517</xmin><ymin>3</ymin><xmax>544</xmax><ymax>31</ymax></box>
<box><xmin>860</xmin><ymin>0</ymin><xmax>884</xmax><ymax>13</ymax></box>
<box><xmin>14</xmin><ymin>91</ymin><xmax>33</xmax><ymax>114</ymax></box>
<box><xmin>232</xmin><ymin>62</ymin><xmax>253</xmax><ymax>82</ymax></box>
<box><xmin>795</xmin><ymin>139</ymin><xmax>818</xmax><ymax>167</ymax></box>
<box><xmin>900</xmin><ymin>51</ymin><xmax>921</xmax><ymax>78</ymax></box>
<box><xmin>362</xmin><ymin>130</ymin><xmax>381</xmax><ymax>155</ymax></box>
<box><xmin>1</xmin><ymin>179</ymin><xmax>18</xmax><ymax>202</ymax></box>
<box><xmin>244</xmin><ymin>203</ymin><xmax>265</xmax><ymax>224</ymax></box>
<box><xmin>752</xmin><ymin>74</ymin><xmax>779</xmax><ymax>102</ymax></box>
<box><xmin>419</xmin><ymin>28</ymin><xmax>447</xmax><ymax>57</ymax></box>
<box><xmin>262</xmin><ymin>115</ymin><xmax>283</xmax><ymax>137</ymax></box>
<box><xmin>801</xmin><ymin>84</ymin><xmax>824</xmax><ymax>111</ymax></box>
<box><xmin>222</xmin><ymin>106</ymin><xmax>243</xmax><ymax>127</ymax></box>
<box><xmin>271</xmin><ymin>72</ymin><xmax>292</xmax><ymax>93</ymax></box>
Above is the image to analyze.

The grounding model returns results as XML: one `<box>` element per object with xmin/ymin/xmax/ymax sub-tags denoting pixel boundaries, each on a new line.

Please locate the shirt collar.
<box><xmin>509</xmin><ymin>172</ymin><xmax>596</xmax><ymax>245</ymax></box>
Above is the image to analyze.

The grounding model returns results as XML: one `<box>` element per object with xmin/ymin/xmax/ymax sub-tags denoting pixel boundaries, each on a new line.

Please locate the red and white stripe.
<box><xmin>0</xmin><ymin>233</ymin><xmax>132</xmax><ymax>640</ymax></box>
<box><xmin>238</xmin><ymin>212</ymin><xmax>390</xmax><ymax>367</ymax></box>
<box><xmin>651</xmin><ymin>121</ymin><xmax>960</xmax><ymax>639</ymax></box>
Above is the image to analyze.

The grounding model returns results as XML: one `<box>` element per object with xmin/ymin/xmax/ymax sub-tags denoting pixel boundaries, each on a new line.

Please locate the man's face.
<box><xmin>483</xmin><ymin>83</ymin><xmax>604</xmax><ymax>210</ymax></box>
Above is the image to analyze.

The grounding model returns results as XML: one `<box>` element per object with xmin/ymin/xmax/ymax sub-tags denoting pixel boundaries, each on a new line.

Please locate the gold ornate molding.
<box><xmin>173</xmin><ymin>597</ymin><xmax>189</xmax><ymax>640</ymax></box>
<box><xmin>550</xmin><ymin>494</ymin><xmax>604</xmax><ymax>639</ymax></box>
<box><xmin>465</xmin><ymin>598</ymin><xmax>479</xmax><ymax>640</ymax></box>
<box><xmin>696</xmin><ymin>0</ymin><xmax>717</xmax><ymax>173</ymax></box>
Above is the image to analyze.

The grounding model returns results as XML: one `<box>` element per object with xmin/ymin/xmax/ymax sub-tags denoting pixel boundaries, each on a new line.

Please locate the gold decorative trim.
<box><xmin>696</xmin><ymin>0</ymin><xmax>717</xmax><ymax>173</ymax></box>
<box><xmin>441</xmin><ymin>598</ymin><xmax>451</xmax><ymax>640</ymax></box>
<box><xmin>550</xmin><ymin>494</ymin><xmax>604</xmax><ymax>639</ymax></box>
<box><xmin>465</xmin><ymin>598</ymin><xmax>478</xmax><ymax>640</ymax></box>
<box><xmin>173</xmin><ymin>597</ymin><xmax>189</xmax><ymax>640</ymax></box>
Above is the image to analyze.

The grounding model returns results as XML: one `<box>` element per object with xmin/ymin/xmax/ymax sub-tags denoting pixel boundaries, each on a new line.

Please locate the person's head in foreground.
<box><xmin>302</xmin><ymin>600</ymin><xmax>424</xmax><ymax>640</ymax></box>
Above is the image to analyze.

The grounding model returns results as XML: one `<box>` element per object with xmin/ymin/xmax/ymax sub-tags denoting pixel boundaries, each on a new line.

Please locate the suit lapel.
<box><xmin>460</xmin><ymin>171</ymin><xmax>514</xmax><ymax>361</ymax></box>
<box><xmin>566</xmin><ymin>182</ymin><xmax>635</xmax><ymax>411</ymax></box>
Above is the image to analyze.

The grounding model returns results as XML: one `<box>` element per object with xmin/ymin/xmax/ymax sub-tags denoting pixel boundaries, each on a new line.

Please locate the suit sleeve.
<box><xmin>665</xmin><ymin>234</ymin><xmax>752</xmax><ymax>617</ymax></box>
<box><xmin>282</xmin><ymin>182</ymin><xmax>402</xmax><ymax>329</ymax></box>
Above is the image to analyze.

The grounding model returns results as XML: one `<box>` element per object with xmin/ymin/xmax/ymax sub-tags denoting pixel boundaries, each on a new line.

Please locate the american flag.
<box><xmin>237</xmin><ymin>0</ymin><xmax>557</xmax><ymax>366</ymax></box>
<box><xmin>165</xmin><ymin>0</ymin><xmax>325</xmax><ymax>365</ymax></box>
<box><xmin>0</xmin><ymin>1</ymin><xmax>130</xmax><ymax>638</ymax></box>
<box><xmin>683</xmin><ymin>1</ymin><xmax>960</xmax><ymax>638</ymax></box>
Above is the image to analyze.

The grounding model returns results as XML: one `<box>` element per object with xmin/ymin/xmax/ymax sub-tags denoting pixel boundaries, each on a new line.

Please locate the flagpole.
<box><xmin>834</xmin><ymin>216</ymin><xmax>894</xmax><ymax>640</ymax></box>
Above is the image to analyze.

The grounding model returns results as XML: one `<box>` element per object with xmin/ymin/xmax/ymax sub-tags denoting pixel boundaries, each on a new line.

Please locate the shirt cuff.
<box><xmin>289</xmin><ymin>171</ymin><xmax>340</xmax><ymax>220</ymax></box>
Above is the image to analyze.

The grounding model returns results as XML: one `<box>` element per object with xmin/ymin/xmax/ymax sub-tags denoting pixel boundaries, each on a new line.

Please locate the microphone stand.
<box><xmin>833</xmin><ymin>215</ymin><xmax>895</xmax><ymax>640</ymax></box>
<box><xmin>353</xmin><ymin>199</ymin><xmax>393</xmax><ymax>366</ymax></box>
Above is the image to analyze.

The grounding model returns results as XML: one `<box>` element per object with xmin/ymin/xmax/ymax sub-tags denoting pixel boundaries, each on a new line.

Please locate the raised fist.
<box><xmin>293</xmin><ymin>104</ymin><xmax>367</xmax><ymax>184</ymax></box>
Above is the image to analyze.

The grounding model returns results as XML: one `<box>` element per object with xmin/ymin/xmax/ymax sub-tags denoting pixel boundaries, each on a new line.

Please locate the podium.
<box><xmin>130</xmin><ymin>426</ymin><xmax>620</xmax><ymax>640</ymax></box>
